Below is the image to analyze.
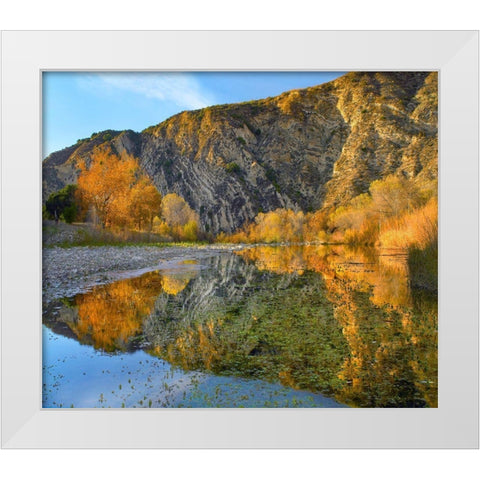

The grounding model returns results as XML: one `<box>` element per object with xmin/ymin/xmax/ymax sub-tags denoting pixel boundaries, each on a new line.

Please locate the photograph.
<box><xmin>42</xmin><ymin>70</ymin><xmax>438</xmax><ymax>409</ymax></box>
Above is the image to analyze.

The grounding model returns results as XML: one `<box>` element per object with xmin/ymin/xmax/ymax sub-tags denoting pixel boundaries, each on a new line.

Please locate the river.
<box><xmin>42</xmin><ymin>244</ymin><xmax>437</xmax><ymax>408</ymax></box>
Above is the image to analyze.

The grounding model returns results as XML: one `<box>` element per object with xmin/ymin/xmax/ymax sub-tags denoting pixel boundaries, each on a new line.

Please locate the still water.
<box><xmin>42</xmin><ymin>245</ymin><xmax>437</xmax><ymax>408</ymax></box>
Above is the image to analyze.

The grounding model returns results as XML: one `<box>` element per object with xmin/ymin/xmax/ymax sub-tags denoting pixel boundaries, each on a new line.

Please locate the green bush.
<box><xmin>225</xmin><ymin>162</ymin><xmax>241</xmax><ymax>174</ymax></box>
<box><xmin>45</xmin><ymin>184</ymin><xmax>78</xmax><ymax>223</ymax></box>
<box><xmin>62</xmin><ymin>205</ymin><xmax>77</xmax><ymax>224</ymax></box>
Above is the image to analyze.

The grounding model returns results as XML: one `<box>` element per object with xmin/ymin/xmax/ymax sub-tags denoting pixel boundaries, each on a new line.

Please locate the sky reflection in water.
<box><xmin>42</xmin><ymin>245</ymin><xmax>437</xmax><ymax>408</ymax></box>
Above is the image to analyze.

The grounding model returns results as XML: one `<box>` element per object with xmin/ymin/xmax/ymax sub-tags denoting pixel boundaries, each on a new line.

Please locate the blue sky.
<box><xmin>42</xmin><ymin>71</ymin><xmax>345</xmax><ymax>158</ymax></box>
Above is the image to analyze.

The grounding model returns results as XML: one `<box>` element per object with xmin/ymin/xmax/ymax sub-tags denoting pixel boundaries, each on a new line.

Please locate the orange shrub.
<box><xmin>378</xmin><ymin>198</ymin><xmax>437</xmax><ymax>249</ymax></box>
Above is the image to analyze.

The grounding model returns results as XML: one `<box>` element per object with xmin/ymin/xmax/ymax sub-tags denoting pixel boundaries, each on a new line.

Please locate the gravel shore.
<box><xmin>42</xmin><ymin>244</ymin><xmax>242</xmax><ymax>303</ymax></box>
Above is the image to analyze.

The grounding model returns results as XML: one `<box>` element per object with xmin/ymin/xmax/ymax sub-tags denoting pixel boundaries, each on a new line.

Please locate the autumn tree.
<box><xmin>329</xmin><ymin>193</ymin><xmax>375</xmax><ymax>231</ymax></box>
<box><xmin>76</xmin><ymin>147</ymin><xmax>162</xmax><ymax>230</ymax></box>
<box><xmin>250</xmin><ymin>210</ymin><xmax>284</xmax><ymax>243</ymax></box>
<box><xmin>77</xmin><ymin>147</ymin><xmax>137</xmax><ymax>228</ymax></box>
<box><xmin>160</xmin><ymin>193</ymin><xmax>199</xmax><ymax>240</ymax></box>
<box><xmin>129</xmin><ymin>176</ymin><xmax>162</xmax><ymax>231</ymax></box>
<box><xmin>282</xmin><ymin>209</ymin><xmax>305</xmax><ymax>242</ymax></box>
<box><xmin>304</xmin><ymin>210</ymin><xmax>329</xmax><ymax>242</ymax></box>
<box><xmin>248</xmin><ymin>209</ymin><xmax>305</xmax><ymax>243</ymax></box>
<box><xmin>369</xmin><ymin>175</ymin><xmax>421</xmax><ymax>217</ymax></box>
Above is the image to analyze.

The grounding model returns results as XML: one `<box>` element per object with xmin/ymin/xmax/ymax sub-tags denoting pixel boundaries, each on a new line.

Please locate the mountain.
<box><xmin>42</xmin><ymin>72</ymin><xmax>437</xmax><ymax>234</ymax></box>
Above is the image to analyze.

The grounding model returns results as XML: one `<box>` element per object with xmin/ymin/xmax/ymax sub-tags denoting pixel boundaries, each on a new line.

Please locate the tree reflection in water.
<box><xmin>45</xmin><ymin>267</ymin><xmax>198</xmax><ymax>352</ymax></box>
<box><xmin>43</xmin><ymin>246</ymin><xmax>437</xmax><ymax>407</ymax></box>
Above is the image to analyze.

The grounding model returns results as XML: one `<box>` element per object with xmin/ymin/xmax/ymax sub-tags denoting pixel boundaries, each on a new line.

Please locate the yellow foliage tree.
<box><xmin>77</xmin><ymin>147</ymin><xmax>137</xmax><ymax>228</ymax></box>
<box><xmin>248</xmin><ymin>209</ymin><xmax>305</xmax><ymax>243</ymax></box>
<box><xmin>129</xmin><ymin>176</ymin><xmax>162</xmax><ymax>231</ymax></box>
<box><xmin>369</xmin><ymin>175</ymin><xmax>421</xmax><ymax>217</ymax></box>
<box><xmin>77</xmin><ymin>147</ymin><xmax>162</xmax><ymax>230</ymax></box>
<box><xmin>161</xmin><ymin>193</ymin><xmax>199</xmax><ymax>240</ymax></box>
<box><xmin>304</xmin><ymin>210</ymin><xmax>329</xmax><ymax>243</ymax></box>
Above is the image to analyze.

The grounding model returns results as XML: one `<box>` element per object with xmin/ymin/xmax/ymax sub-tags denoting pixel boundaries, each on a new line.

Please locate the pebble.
<box><xmin>42</xmin><ymin>245</ymin><xmax>237</xmax><ymax>303</ymax></box>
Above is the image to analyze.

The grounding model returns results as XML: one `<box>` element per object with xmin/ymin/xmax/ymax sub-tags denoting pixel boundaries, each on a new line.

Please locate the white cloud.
<box><xmin>81</xmin><ymin>72</ymin><xmax>216</xmax><ymax>110</ymax></box>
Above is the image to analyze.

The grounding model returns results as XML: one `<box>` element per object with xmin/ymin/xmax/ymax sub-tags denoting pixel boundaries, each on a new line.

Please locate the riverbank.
<box><xmin>42</xmin><ymin>244</ymin><xmax>245</xmax><ymax>303</ymax></box>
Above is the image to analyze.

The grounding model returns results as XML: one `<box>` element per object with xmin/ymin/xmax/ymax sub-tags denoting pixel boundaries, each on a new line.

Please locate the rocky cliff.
<box><xmin>42</xmin><ymin>72</ymin><xmax>437</xmax><ymax>234</ymax></box>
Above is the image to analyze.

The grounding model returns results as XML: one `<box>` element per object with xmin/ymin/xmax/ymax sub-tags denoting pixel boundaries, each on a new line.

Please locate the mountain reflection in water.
<box><xmin>43</xmin><ymin>245</ymin><xmax>437</xmax><ymax>408</ymax></box>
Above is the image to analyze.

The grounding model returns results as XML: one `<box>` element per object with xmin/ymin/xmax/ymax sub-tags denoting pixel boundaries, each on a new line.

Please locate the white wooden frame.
<box><xmin>1</xmin><ymin>30</ymin><xmax>478</xmax><ymax>448</ymax></box>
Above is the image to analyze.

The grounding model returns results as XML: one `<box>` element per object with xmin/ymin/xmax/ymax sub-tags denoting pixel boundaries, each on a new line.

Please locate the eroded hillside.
<box><xmin>43</xmin><ymin>72</ymin><xmax>437</xmax><ymax>234</ymax></box>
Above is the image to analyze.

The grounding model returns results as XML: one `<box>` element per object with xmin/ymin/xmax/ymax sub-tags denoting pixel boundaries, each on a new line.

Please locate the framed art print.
<box><xmin>1</xmin><ymin>30</ymin><xmax>478</xmax><ymax>448</ymax></box>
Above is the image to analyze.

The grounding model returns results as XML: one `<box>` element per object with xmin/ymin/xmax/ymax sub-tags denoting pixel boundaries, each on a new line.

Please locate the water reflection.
<box><xmin>237</xmin><ymin>245</ymin><xmax>437</xmax><ymax>407</ymax></box>
<box><xmin>43</xmin><ymin>245</ymin><xmax>437</xmax><ymax>407</ymax></box>
<box><xmin>43</xmin><ymin>266</ymin><xmax>198</xmax><ymax>352</ymax></box>
<box><xmin>237</xmin><ymin>245</ymin><xmax>412</xmax><ymax>307</ymax></box>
